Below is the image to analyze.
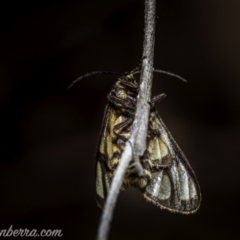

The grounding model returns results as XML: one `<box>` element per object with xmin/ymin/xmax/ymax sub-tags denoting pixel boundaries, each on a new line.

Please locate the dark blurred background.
<box><xmin>0</xmin><ymin>0</ymin><xmax>239</xmax><ymax>239</ymax></box>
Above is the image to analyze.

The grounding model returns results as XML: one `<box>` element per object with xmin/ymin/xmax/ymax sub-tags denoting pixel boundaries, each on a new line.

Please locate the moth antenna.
<box><xmin>126</xmin><ymin>66</ymin><xmax>141</xmax><ymax>76</ymax></box>
<box><xmin>153</xmin><ymin>69</ymin><xmax>187</xmax><ymax>83</ymax></box>
<box><xmin>67</xmin><ymin>68</ymin><xmax>187</xmax><ymax>89</ymax></box>
<box><xmin>67</xmin><ymin>71</ymin><xmax>123</xmax><ymax>89</ymax></box>
<box><xmin>130</xmin><ymin>68</ymin><xmax>187</xmax><ymax>83</ymax></box>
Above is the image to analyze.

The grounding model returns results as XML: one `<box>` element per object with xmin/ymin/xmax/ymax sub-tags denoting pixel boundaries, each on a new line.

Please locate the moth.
<box><xmin>95</xmin><ymin>73</ymin><xmax>201</xmax><ymax>214</ymax></box>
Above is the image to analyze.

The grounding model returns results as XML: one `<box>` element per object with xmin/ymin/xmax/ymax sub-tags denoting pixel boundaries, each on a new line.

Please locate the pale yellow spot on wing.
<box><xmin>148</xmin><ymin>113</ymin><xmax>169</xmax><ymax>163</ymax></box>
<box><xmin>159</xmin><ymin>135</ymin><xmax>168</xmax><ymax>158</ymax></box>
<box><xmin>96</xmin><ymin>162</ymin><xmax>104</xmax><ymax>198</ymax></box>
<box><xmin>113</xmin><ymin>144</ymin><xmax>122</xmax><ymax>155</ymax></box>
<box><xmin>121</xmin><ymin>132</ymin><xmax>130</xmax><ymax>139</ymax></box>
<box><xmin>159</xmin><ymin>173</ymin><xmax>171</xmax><ymax>200</ymax></box>
<box><xmin>99</xmin><ymin>134</ymin><xmax>105</xmax><ymax>154</ymax></box>
<box><xmin>106</xmin><ymin>134</ymin><xmax>113</xmax><ymax>160</ymax></box>
<box><xmin>148</xmin><ymin>137</ymin><xmax>161</xmax><ymax>160</ymax></box>
<box><xmin>105</xmin><ymin>110</ymin><xmax>117</xmax><ymax>160</ymax></box>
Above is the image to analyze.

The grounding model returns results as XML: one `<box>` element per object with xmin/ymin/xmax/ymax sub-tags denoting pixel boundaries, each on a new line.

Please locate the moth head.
<box><xmin>126</xmin><ymin>73</ymin><xmax>138</xmax><ymax>84</ymax></box>
<box><xmin>116</xmin><ymin>74</ymin><xmax>139</xmax><ymax>89</ymax></box>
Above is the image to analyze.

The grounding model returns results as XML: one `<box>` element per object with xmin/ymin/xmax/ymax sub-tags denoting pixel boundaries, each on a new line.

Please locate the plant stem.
<box><xmin>96</xmin><ymin>1</ymin><xmax>156</xmax><ymax>239</ymax></box>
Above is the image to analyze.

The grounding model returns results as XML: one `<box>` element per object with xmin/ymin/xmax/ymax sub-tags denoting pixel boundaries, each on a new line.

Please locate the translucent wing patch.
<box><xmin>144</xmin><ymin>112</ymin><xmax>201</xmax><ymax>214</ymax></box>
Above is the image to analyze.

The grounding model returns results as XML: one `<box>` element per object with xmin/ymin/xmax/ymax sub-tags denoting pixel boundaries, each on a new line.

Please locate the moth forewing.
<box><xmin>146</xmin><ymin>111</ymin><xmax>174</xmax><ymax>168</ymax></box>
<box><xmin>144</xmin><ymin>112</ymin><xmax>201</xmax><ymax>214</ymax></box>
<box><xmin>95</xmin><ymin>76</ymin><xmax>137</xmax><ymax>207</ymax></box>
<box><xmin>96</xmin><ymin>105</ymin><xmax>114</xmax><ymax>208</ymax></box>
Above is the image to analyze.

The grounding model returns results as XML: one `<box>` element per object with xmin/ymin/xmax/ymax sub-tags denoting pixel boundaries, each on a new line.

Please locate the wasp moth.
<box><xmin>95</xmin><ymin>74</ymin><xmax>201</xmax><ymax>214</ymax></box>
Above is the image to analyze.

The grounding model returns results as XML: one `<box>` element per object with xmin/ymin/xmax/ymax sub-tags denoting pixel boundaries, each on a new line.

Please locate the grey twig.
<box><xmin>131</xmin><ymin>0</ymin><xmax>156</xmax><ymax>173</ymax></box>
<box><xmin>96</xmin><ymin>1</ymin><xmax>156</xmax><ymax>239</ymax></box>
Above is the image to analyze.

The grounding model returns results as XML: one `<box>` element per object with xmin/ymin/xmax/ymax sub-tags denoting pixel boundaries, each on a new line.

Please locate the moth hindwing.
<box><xmin>95</xmin><ymin>74</ymin><xmax>201</xmax><ymax>214</ymax></box>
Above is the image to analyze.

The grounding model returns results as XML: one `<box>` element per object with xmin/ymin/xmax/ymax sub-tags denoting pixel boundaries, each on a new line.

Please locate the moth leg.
<box><xmin>108</xmin><ymin>94</ymin><xmax>137</xmax><ymax>117</ymax></box>
<box><xmin>141</xmin><ymin>150</ymin><xmax>154</xmax><ymax>169</ymax></box>
<box><xmin>112</xmin><ymin>118</ymin><xmax>133</xmax><ymax>146</ymax></box>
<box><xmin>113</xmin><ymin>117</ymin><xmax>133</xmax><ymax>132</ymax></box>
<box><xmin>111</xmin><ymin>132</ymin><xmax>133</xmax><ymax>171</ymax></box>
<box><xmin>111</xmin><ymin>151</ymin><xmax>121</xmax><ymax>170</ymax></box>
<box><xmin>118</xmin><ymin>78</ymin><xmax>138</xmax><ymax>89</ymax></box>
<box><xmin>151</xmin><ymin>93</ymin><xmax>166</xmax><ymax>105</ymax></box>
<box><xmin>141</xmin><ymin>158</ymin><xmax>154</xmax><ymax>170</ymax></box>
<box><xmin>109</xmin><ymin>116</ymin><xmax>134</xmax><ymax>171</ymax></box>
<box><xmin>108</xmin><ymin>94</ymin><xmax>135</xmax><ymax>110</ymax></box>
